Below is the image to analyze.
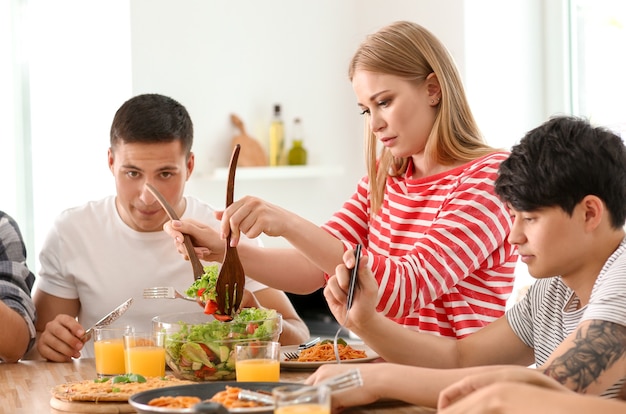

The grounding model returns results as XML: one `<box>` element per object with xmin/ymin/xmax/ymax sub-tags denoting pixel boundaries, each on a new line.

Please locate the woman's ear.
<box><xmin>425</xmin><ymin>72</ymin><xmax>441</xmax><ymax>105</ymax></box>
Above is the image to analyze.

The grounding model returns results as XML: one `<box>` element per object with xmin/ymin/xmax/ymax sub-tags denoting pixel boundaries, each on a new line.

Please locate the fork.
<box><xmin>283</xmin><ymin>337</ymin><xmax>321</xmax><ymax>360</ymax></box>
<box><xmin>145</xmin><ymin>183</ymin><xmax>205</xmax><ymax>281</ymax></box>
<box><xmin>143</xmin><ymin>286</ymin><xmax>196</xmax><ymax>302</ymax></box>
<box><xmin>283</xmin><ymin>351</ymin><xmax>300</xmax><ymax>361</ymax></box>
<box><xmin>238</xmin><ymin>369</ymin><xmax>363</xmax><ymax>404</ymax></box>
<box><xmin>215</xmin><ymin>144</ymin><xmax>245</xmax><ymax>319</ymax></box>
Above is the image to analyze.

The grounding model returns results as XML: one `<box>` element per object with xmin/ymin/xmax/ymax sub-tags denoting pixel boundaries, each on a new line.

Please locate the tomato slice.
<box><xmin>198</xmin><ymin>343</ymin><xmax>217</xmax><ymax>361</ymax></box>
<box><xmin>213</xmin><ymin>313</ymin><xmax>233</xmax><ymax>322</ymax></box>
<box><xmin>203</xmin><ymin>300</ymin><xmax>217</xmax><ymax>315</ymax></box>
<box><xmin>246</xmin><ymin>323</ymin><xmax>258</xmax><ymax>334</ymax></box>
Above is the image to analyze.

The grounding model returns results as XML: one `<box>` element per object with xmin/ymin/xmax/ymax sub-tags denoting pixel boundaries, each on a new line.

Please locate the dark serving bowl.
<box><xmin>129</xmin><ymin>381</ymin><xmax>299</xmax><ymax>414</ymax></box>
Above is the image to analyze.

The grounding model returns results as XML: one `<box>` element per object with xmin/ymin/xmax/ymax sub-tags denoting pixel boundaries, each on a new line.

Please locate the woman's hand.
<box><xmin>323</xmin><ymin>249</ymin><xmax>377</xmax><ymax>330</ymax></box>
<box><xmin>216</xmin><ymin>196</ymin><xmax>297</xmax><ymax>247</ymax></box>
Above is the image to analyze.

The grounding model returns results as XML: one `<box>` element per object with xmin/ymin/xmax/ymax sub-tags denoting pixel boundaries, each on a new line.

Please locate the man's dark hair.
<box><xmin>495</xmin><ymin>116</ymin><xmax>626</xmax><ymax>228</ymax></box>
<box><xmin>109</xmin><ymin>94</ymin><xmax>193</xmax><ymax>157</ymax></box>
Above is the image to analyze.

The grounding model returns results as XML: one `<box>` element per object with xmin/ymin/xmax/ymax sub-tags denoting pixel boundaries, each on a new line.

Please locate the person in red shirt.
<box><xmin>165</xmin><ymin>21</ymin><xmax>517</xmax><ymax>338</ymax></box>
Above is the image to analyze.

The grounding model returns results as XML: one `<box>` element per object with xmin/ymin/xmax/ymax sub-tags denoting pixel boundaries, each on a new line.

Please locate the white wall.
<box><xmin>25</xmin><ymin>0</ymin><xmax>132</xmax><ymax>270</ymax></box>
<box><xmin>128</xmin><ymin>0</ymin><xmax>544</xmax><ymax>249</ymax></box>
<box><xmin>129</xmin><ymin>0</ymin><xmax>365</xmax><ymax>248</ymax></box>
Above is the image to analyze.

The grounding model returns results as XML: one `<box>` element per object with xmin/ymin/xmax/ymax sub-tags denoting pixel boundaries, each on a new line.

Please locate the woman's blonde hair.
<box><xmin>349</xmin><ymin>21</ymin><xmax>496</xmax><ymax>214</ymax></box>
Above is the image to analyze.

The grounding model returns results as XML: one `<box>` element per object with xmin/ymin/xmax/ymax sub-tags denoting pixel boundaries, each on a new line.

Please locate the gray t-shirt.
<box><xmin>506</xmin><ymin>238</ymin><xmax>626</xmax><ymax>398</ymax></box>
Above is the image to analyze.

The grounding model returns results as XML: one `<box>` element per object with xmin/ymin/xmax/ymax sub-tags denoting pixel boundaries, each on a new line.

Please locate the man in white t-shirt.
<box><xmin>307</xmin><ymin>116</ymin><xmax>626</xmax><ymax>409</ymax></box>
<box><xmin>34</xmin><ymin>94</ymin><xmax>310</xmax><ymax>361</ymax></box>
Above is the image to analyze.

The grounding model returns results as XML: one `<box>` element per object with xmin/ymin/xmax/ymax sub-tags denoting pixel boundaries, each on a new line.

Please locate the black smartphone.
<box><xmin>346</xmin><ymin>244</ymin><xmax>362</xmax><ymax>311</ymax></box>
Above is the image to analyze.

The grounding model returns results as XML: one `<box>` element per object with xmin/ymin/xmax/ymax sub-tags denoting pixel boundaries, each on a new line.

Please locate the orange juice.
<box><xmin>94</xmin><ymin>338</ymin><xmax>125</xmax><ymax>376</ymax></box>
<box><xmin>235</xmin><ymin>358</ymin><xmax>280</xmax><ymax>381</ymax></box>
<box><xmin>124</xmin><ymin>346</ymin><xmax>165</xmax><ymax>377</ymax></box>
<box><xmin>275</xmin><ymin>404</ymin><xmax>330</xmax><ymax>414</ymax></box>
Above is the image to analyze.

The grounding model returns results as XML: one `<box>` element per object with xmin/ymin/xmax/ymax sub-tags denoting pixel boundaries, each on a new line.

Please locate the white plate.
<box><xmin>280</xmin><ymin>343</ymin><xmax>379</xmax><ymax>370</ymax></box>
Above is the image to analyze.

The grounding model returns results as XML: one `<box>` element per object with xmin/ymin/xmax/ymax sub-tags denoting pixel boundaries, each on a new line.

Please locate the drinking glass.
<box><xmin>123</xmin><ymin>331</ymin><xmax>166</xmax><ymax>377</ymax></box>
<box><xmin>273</xmin><ymin>384</ymin><xmax>331</xmax><ymax>414</ymax></box>
<box><xmin>94</xmin><ymin>326</ymin><xmax>128</xmax><ymax>378</ymax></box>
<box><xmin>235</xmin><ymin>341</ymin><xmax>280</xmax><ymax>382</ymax></box>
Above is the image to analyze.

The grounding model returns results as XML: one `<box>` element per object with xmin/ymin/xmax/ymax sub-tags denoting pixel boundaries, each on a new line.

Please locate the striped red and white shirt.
<box><xmin>322</xmin><ymin>152</ymin><xmax>518</xmax><ymax>338</ymax></box>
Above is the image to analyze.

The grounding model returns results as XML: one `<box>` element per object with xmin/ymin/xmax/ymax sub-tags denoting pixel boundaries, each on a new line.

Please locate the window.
<box><xmin>570</xmin><ymin>0</ymin><xmax>626</xmax><ymax>136</ymax></box>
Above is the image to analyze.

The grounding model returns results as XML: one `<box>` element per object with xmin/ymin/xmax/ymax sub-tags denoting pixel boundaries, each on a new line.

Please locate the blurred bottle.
<box><xmin>288</xmin><ymin>117</ymin><xmax>307</xmax><ymax>166</ymax></box>
<box><xmin>268</xmin><ymin>104</ymin><xmax>285</xmax><ymax>166</ymax></box>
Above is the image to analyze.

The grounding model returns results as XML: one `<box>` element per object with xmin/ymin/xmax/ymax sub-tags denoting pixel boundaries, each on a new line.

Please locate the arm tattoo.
<box><xmin>543</xmin><ymin>320</ymin><xmax>626</xmax><ymax>392</ymax></box>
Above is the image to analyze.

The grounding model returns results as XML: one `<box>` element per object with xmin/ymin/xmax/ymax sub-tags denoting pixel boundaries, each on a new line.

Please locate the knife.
<box><xmin>80</xmin><ymin>297</ymin><xmax>133</xmax><ymax>342</ymax></box>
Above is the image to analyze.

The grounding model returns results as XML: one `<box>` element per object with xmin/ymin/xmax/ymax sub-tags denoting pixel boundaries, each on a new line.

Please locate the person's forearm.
<box><xmin>278</xmin><ymin>216</ymin><xmax>348</xmax><ymax>275</ymax></box>
<box><xmin>370</xmin><ymin>364</ymin><xmax>502</xmax><ymax>408</ymax></box>
<box><xmin>350</xmin><ymin>311</ymin><xmax>460</xmax><ymax>367</ymax></box>
<box><xmin>277</xmin><ymin>318</ymin><xmax>310</xmax><ymax>346</ymax></box>
<box><xmin>237</xmin><ymin>245</ymin><xmax>327</xmax><ymax>294</ymax></box>
<box><xmin>0</xmin><ymin>302</ymin><xmax>30</xmax><ymax>362</ymax></box>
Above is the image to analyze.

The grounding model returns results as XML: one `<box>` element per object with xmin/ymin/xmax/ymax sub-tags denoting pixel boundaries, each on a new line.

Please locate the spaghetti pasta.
<box><xmin>296</xmin><ymin>343</ymin><xmax>366</xmax><ymax>362</ymax></box>
<box><xmin>209</xmin><ymin>386</ymin><xmax>271</xmax><ymax>409</ymax></box>
<box><xmin>147</xmin><ymin>386</ymin><xmax>271</xmax><ymax>409</ymax></box>
<box><xmin>148</xmin><ymin>395</ymin><xmax>201</xmax><ymax>408</ymax></box>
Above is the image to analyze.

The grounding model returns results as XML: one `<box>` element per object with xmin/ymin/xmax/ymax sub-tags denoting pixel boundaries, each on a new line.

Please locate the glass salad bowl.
<box><xmin>152</xmin><ymin>309</ymin><xmax>282</xmax><ymax>381</ymax></box>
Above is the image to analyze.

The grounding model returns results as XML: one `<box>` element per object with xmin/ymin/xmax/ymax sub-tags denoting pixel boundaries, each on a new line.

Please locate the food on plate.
<box><xmin>186</xmin><ymin>265</ymin><xmax>233</xmax><ymax>321</ymax></box>
<box><xmin>159</xmin><ymin>308</ymin><xmax>282</xmax><ymax>381</ymax></box>
<box><xmin>209</xmin><ymin>385</ymin><xmax>271</xmax><ymax>409</ymax></box>
<box><xmin>293</xmin><ymin>339</ymin><xmax>367</xmax><ymax>362</ymax></box>
<box><xmin>148</xmin><ymin>395</ymin><xmax>202</xmax><ymax>408</ymax></box>
<box><xmin>51</xmin><ymin>374</ymin><xmax>192</xmax><ymax>402</ymax></box>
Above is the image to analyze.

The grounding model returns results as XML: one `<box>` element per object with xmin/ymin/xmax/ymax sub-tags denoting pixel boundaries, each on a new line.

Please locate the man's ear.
<box><xmin>582</xmin><ymin>195</ymin><xmax>604</xmax><ymax>231</ymax></box>
<box><xmin>107</xmin><ymin>147</ymin><xmax>115</xmax><ymax>173</ymax></box>
<box><xmin>186</xmin><ymin>152</ymin><xmax>195</xmax><ymax>180</ymax></box>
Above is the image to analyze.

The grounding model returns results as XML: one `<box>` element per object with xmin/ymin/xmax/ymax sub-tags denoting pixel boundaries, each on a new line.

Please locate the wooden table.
<box><xmin>0</xmin><ymin>358</ymin><xmax>435</xmax><ymax>413</ymax></box>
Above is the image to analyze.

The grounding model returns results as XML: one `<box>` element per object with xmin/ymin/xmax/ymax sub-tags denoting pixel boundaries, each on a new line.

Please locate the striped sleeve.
<box><xmin>323</xmin><ymin>153</ymin><xmax>517</xmax><ymax>327</ymax></box>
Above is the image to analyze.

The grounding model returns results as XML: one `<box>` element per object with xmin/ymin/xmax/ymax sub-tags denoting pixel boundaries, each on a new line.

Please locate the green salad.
<box><xmin>185</xmin><ymin>265</ymin><xmax>234</xmax><ymax>320</ymax></box>
<box><xmin>163</xmin><ymin>307</ymin><xmax>282</xmax><ymax>381</ymax></box>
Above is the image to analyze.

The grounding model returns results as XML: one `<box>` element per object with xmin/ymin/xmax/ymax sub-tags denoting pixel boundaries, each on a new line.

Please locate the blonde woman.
<box><xmin>165</xmin><ymin>21</ymin><xmax>517</xmax><ymax>339</ymax></box>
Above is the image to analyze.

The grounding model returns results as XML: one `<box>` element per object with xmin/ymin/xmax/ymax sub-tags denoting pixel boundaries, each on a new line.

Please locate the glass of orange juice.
<box><xmin>94</xmin><ymin>326</ymin><xmax>129</xmax><ymax>378</ymax></box>
<box><xmin>123</xmin><ymin>331</ymin><xmax>166</xmax><ymax>377</ymax></box>
<box><xmin>273</xmin><ymin>384</ymin><xmax>331</xmax><ymax>414</ymax></box>
<box><xmin>235</xmin><ymin>341</ymin><xmax>280</xmax><ymax>382</ymax></box>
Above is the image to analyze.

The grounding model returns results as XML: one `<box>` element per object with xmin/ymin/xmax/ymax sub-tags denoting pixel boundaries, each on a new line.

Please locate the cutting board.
<box><xmin>230</xmin><ymin>113</ymin><xmax>268</xmax><ymax>167</ymax></box>
<box><xmin>50</xmin><ymin>397</ymin><xmax>135</xmax><ymax>413</ymax></box>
